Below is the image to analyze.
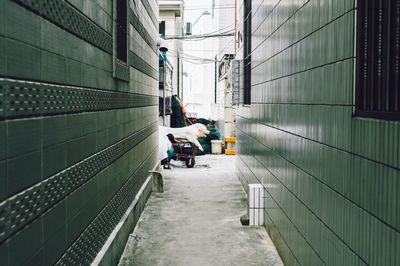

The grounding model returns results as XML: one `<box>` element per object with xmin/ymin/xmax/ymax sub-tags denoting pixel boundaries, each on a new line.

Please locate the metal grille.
<box><xmin>116</xmin><ymin>0</ymin><xmax>128</xmax><ymax>63</ymax></box>
<box><xmin>355</xmin><ymin>0</ymin><xmax>400</xmax><ymax>120</ymax></box>
<box><xmin>243</xmin><ymin>0</ymin><xmax>252</xmax><ymax>105</ymax></box>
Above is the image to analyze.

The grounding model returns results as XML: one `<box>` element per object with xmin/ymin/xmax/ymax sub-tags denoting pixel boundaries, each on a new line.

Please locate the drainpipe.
<box><xmin>214</xmin><ymin>55</ymin><xmax>217</xmax><ymax>104</ymax></box>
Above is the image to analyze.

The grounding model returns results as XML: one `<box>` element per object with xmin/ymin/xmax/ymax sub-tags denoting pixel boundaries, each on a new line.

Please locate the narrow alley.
<box><xmin>0</xmin><ymin>0</ymin><xmax>399</xmax><ymax>265</ymax></box>
<box><xmin>118</xmin><ymin>155</ymin><xmax>282</xmax><ymax>266</ymax></box>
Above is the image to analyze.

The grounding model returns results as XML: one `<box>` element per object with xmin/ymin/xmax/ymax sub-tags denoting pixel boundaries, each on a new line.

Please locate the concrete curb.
<box><xmin>91</xmin><ymin>164</ymin><xmax>159</xmax><ymax>266</ymax></box>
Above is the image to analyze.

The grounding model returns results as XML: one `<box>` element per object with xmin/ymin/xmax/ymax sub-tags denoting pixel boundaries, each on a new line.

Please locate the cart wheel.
<box><xmin>186</xmin><ymin>158</ymin><xmax>195</xmax><ymax>168</ymax></box>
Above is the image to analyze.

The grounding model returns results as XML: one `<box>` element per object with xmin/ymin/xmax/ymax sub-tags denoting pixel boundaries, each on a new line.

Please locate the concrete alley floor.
<box><xmin>118</xmin><ymin>155</ymin><xmax>283</xmax><ymax>266</ymax></box>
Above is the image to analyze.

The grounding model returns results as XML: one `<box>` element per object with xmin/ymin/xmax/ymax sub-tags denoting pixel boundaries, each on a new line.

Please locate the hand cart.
<box><xmin>171</xmin><ymin>139</ymin><xmax>196</xmax><ymax>168</ymax></box>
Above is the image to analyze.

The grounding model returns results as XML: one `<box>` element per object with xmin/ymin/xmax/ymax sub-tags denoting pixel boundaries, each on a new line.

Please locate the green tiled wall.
<box><xmin>236</xmin><ymin>0</ymin><xmax>400</xmax><ymax>265</ymax></box>
<box><xmin>0</xmin><ymin>0</ymin><xmax>159</xmax><ymax>265</ymax></box>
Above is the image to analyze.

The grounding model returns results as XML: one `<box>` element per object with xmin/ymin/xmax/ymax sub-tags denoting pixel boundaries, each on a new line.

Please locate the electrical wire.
<box><xmin>165</xmin><ymin>32</ymin><xmax>234</xmax><ymax>40</ymax></box>
<box><xmin>167</xmin><ymin>50</ymin><xmax>222</xmax><ymax>63</ymax></box>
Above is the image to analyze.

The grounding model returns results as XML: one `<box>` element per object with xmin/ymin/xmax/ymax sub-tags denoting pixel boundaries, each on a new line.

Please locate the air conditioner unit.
<box><xmin>248</xmin><ymin>184</ymin><xmax>265</xmax><ymax>226</ymax></box>
<box><xmin>186</xmin><ymin>22</ymin><xmax>192</xmax><ymax>35</ymax></box>
<box><xmin>228</xmin><ymin>60</ymin><xmax>240</xmax><ymax>105</ymax></box>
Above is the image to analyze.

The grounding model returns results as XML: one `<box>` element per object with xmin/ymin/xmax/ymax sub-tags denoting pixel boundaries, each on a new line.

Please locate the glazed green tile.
<box><xmin>66</xmin><ymin>208</ymin><xmax>92</xmax><ymax>244</ymax></box>
<box><xmin>8</xmin><ymin>218</ymin><xmax>43</xmax><ymax>266</ymax></box>
<box><xmin>65</xmin><ymin>59</ymin><xmax>84</xmax><ymax>86</ymax></box>
<box><xmin>237</xmin><ymin>1</ymin><xmax>400</xmax><ymax>264</ymax></box>
<box><xmin>41</xmin><ymin>19</ymin><xmax>65</xmax><ymax>56</ymax></box>
<box><xmin>41</xmin><ymin>51</ymin><xmax>66</xmax><ymax>84</ymax></box>
<box><xmin>5</xmin><ymin>1</ymin><xmax>41</xmax><ymax>47</ymax></box>
<box><xmin>43</xmin><ymin>227</ymin><xmax>67</xmax><ymax>266</ymax></box>
<box><xmin>0</xmin><ymin>0</ymin><xmax>4</xmax><ymax>36</ymax></box>
<box><xmin>96</xmin><ymin>128</ymin><xmax>110</xmax><ymax>151</ymax></box>
<box><xmin>65</xmin><ymin>0</ymin><xmax>84</xmax><ymax>12</ymax></box>
<box><xmin>42</xmin><ymin>116</ymin><xmax>67</xmax><ymax>148</ymax></box>
<box><xmin>43</xmin><ymin>143</ymin><xmax>67</xmax><ymax>178</ymax></box>
<box><xmin>24</xmin><ymin>249</ymin><xmax>44</xmax><ymax>266</ymax></box>
<box><xmin>66</xmin><ymin>114</ymin><xmax>85</xmax><ymax>140</ymax></box>
<box><xmin>6</xmin><ymin>118</ymin><xmax>41</xmax><ymax>158</ymax></box>
<box><xmin>0</xmin><ymin>161</ymin><xmax>6</xmax><ymax>201</ymax></box>
<box><xmin>6</xmin><ymin>38</ymin><xmax>41</xmax><ymax>80</ymax></box>
<box><xmin>0</xmin><ymin>122</ymin><xmax>5</xmax><ymax>160</ymax></box>
<box><xmin>97</xmin><ymin>4</ymin><xmax>112</xmax><ymax>33</ymax></box>
<box><xmin>0</xmin><ymin>36</ymin><xmax>5</xmax><ymax>76</ymax></box>
<box><xmin>83</xmin><ymin>1</ymin><xmax>97</xmax><ymax>23</ymax></box>
<box><xmin>7</xmin><ymin>150</ymin><xmax>41</xmax><ymax>196</ymax></box>
<box><xmin>66</xmin><ymin>137</ymin><xmax>87</xmax><ymax>166</ymax></box>
<box><xmin>0</xmin><ymin>238</ymin><xmax>9</xmax><ymax>266</ymax></box>
<box><xmin>82</xmin><ymin>133</ymin><xmax>97</xmax><ymax>157</ymax></box>
<box><xmin>43</xmin><ymin>201</ymin><xmax>67</xmax><ymax>240</ymax></box>
<box><xmin>66</xmin><ymin>185</ymin><xmax>87</xmax><ymax>221</ymax></box>
<box><xmin>1</xmin><ymin>0</ymin><xmax>158</xmax><ymax>263</ymax></box>
<box><xmin>82</xmin><ymin>112</ymin><xmax>98</xmax><ymax>135</ymax></box>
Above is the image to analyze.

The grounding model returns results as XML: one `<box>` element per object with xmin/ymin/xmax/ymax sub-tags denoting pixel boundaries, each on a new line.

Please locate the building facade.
<box><xmin>0</xmin><ymin>0</ymin><xmax>159</xmax><ymax>264</ymax></box>
<box><xmin>236</xmin><ymin>0</ymin><xmax>400</xmax><ymax>265</ymax></box>
<box><xmin>159</xmin><ymin>0</ymin><xmax>183</xmax><ymax>98</ymax></box>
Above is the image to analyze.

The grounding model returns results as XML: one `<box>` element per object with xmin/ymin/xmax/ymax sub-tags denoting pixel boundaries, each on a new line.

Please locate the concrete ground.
<box><xmin>118</xmin><ymin>155</ymin><xmax>283</xmax><ymax>266</ymax></box>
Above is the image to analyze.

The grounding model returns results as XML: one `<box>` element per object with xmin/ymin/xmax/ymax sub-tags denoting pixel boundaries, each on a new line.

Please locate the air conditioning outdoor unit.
<box><xmin>248</xmin><ymin>184</ymin><xmax>265</xmax><ymax>226</ymax></box>
<box><xmin>186</xmin><ymin>22</ymin><xmax>192</xmax><ymax>35</ymax></box>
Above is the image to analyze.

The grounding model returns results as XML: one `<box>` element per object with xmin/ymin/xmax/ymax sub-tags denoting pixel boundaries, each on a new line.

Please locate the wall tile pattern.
<box><xmin>0</xmin><ymin>0</ymin><xmax>159</xmax><ymax>265</ymax></box>
<box><xmin>236</xmin><ymin>0</ymin><xmax>400</xmax><ymax>265</ymax></box>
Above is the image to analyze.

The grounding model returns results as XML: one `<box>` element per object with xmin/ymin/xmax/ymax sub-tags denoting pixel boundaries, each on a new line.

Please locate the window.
<box><xmin>159</xmin><ymin>21</ymin><xmax>166</xmax><ymax>39</ymax></box>
<box><xmin>243</xmin><ymin>0</ymin><xmax>252</xmax><ymax>105</ymax></box>
<box><xmin>355</xmin><ymin>0</ymin><xmax>400</xmax><ymax>120</ymax></box>
<box><xmin>116</xmin><ymin>0</ymin><xmax>127</xmax><ymax>63</ymax></box>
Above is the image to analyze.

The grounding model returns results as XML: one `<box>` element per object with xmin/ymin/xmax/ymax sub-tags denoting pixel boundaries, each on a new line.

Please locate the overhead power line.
<box><xmin>164</xmin><ymin>32</ymin><xmax>234</xmax><ymax>40</ymax></box>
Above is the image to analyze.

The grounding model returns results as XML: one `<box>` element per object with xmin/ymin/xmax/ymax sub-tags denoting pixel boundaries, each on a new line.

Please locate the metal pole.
<box><xmin>234</xmin><ymin>0</ymin><xmax>237</xmax><ymax>54</ymax></box>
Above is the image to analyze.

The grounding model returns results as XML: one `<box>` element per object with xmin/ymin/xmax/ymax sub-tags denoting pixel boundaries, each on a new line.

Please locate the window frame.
<box><xmin>113</xmin><ymin>0</ymin><xmax>130</xmax><ymax>81</ymax></box>
<box><xmin>243</xmin><ymin>0</ymin><xmax>252</xmax><ymax>106</ymax></box>
<box><xmin>354</xmin><ymin>0</ymin><xmax>400</xmax><ymax>121</ymax></box>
